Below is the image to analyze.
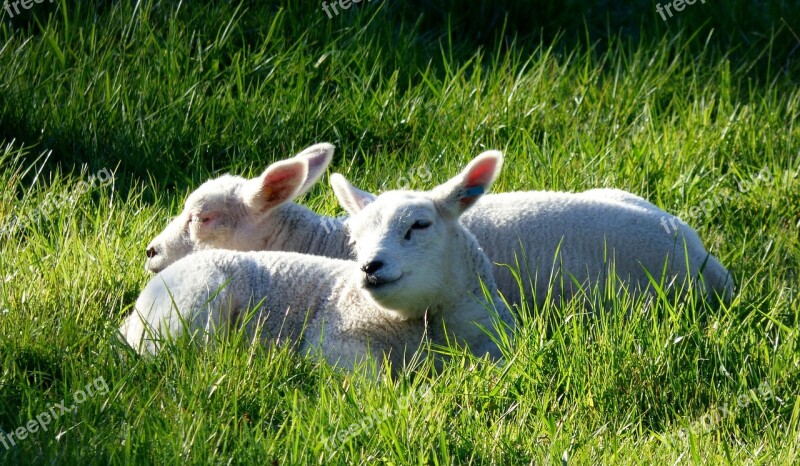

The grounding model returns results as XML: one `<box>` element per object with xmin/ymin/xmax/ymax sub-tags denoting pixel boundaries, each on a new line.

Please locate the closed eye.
<box><xmin>404</xmin><ymin>220</ymin><xmax>431</xmax><ymax>240</ymax></box>
<box><xmin>188</xmin><ymin>213</ymin><xmax>212</xmax><ymax>225</ymax></box>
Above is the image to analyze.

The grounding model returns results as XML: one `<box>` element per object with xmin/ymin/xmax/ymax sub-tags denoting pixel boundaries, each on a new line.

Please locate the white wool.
<box><xmin>124</xmin><ymin>250</ymin><xmax>437</xmax><ymax>370</ymax></box>
<box><xmin>122</xmin><ymin>152</ymin><xmax>514</xmax><ymax>373</ymax></box>
<box><xmin>145</xmin><ymin>142</ymin><xmax>732</xmax><ymax>307</ymax></box>
<box><xmin>144</xmin><ymin>142</ymin><xmax>352</xmax><ymax>273</ymax></box>
<box><xmin>331</xmin><ymin>181</ymin><xmax>733</xmax><ymax>306</ymax></box>
<box><xmin>461</xmin><ymin>188</ymin><xmax>733</xmax><ymax>306</ymax></box>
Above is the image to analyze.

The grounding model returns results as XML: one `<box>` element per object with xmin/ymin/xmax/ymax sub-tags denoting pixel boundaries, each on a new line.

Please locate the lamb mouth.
<box><xmin>145</xmin><ymin>260</ymin><xmax>165</xmax><ymax>274</ymax></box>
<box><xmin>364</xmin><ymin>273</ymin><xmax>403</xmax><ymax>289</ymax></box>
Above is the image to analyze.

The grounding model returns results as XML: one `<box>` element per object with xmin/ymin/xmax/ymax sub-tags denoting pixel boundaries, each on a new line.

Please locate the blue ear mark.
<box><xmin>461</xmin><ymin>186</ymin><xmax>485</xmax><ymax>198</ymax></box>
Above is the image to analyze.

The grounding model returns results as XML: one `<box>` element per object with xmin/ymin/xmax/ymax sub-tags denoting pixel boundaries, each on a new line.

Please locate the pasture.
<box><xmin>0</xmin><ymin>1</ymin><xmax>798</xmax><ymax>464</ymax></box>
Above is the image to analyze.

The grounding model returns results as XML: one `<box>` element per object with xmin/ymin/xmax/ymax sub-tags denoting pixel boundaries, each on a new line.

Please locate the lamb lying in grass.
<box><xmin>144</xmin><ymin>143</ymin><xmax>733</xmax><ymax>307</ymax></box>
<box><xmin>467</xmin><ymin>188</ymin><xmax>733</xmax><ymax>306</ymax></box>
<box><xmin>121</xmin><ymin>151</ymin><xmax>514</xmax><ymax>373</ymax></box>
<box><xmin>144</xmin><ymin>142</ymin><xmax>349</xmax><ymax>274</ymax></box>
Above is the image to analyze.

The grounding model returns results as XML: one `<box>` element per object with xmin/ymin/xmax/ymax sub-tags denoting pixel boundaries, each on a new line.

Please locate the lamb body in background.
<box><xmin>461</xmin><ymin>188</ymin><xmax>733</xmax><ymax>306</ymax></box>
<box><xmin>121</xmin><ymin>152</ymin><xmax>514</xmax><ymax>373</ymax></box>
<box><xmin>143</xmin><ymin>143</ymin><xmax>733</xmax><ymax>307</ymax></box>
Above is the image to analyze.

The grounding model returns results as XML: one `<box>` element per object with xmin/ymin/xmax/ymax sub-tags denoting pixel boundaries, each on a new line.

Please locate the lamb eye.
<box><xmin>188</xmin><ymin>213</ymin><xmax>207</xmax><ymax>225</ymax></box>
<box><xmin>404</xmin><ymin>220</ymin><xmax>431</xmax><ymax>240</ymax></box>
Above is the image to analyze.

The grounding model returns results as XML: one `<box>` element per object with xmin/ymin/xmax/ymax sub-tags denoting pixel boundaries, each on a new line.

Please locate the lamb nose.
<box><xmin>361</xmin><ymin>260</ymin><xmax>383</xmax><ymax>274</ymax></box>
<box><xmin>145</xmin><ymin>246</ymin><xmax>158</xmax><ymax>258</ymax></box>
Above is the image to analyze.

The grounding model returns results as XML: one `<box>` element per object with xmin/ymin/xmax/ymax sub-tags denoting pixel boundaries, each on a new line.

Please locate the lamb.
<box><xmin>143</xmin><ymin>142</ymin><xmax>351</xmax><ymax>273</ymax></box>
<box><xmin>121</xmin><ymin>152</ymin><xmax>515</xmax><ymax>373</ymax></box>
<box><xmin>335</xmin><ymin>181</ymin><xmax>734</xmax><ymax>306</ymax></box>
<box><xmin>144</xmin><ymin>143</ymin><xmax>733</xmax><ymax>307</ymax></box>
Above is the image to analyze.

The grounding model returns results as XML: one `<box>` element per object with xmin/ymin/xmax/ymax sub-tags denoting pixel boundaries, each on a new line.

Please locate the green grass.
<box><xmin>1</xmin><ymin>1</ymin><xmax>798</xmax><ymax>464</ymax></box>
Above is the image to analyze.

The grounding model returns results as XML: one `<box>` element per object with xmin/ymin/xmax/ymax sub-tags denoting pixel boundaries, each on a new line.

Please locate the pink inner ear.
<box><xmin>265</xmin><ymin>168</ymin><xmax>298</xmax><ymax>192</ymax></box>
<box><xmin>258</xmin><ymin>163</ymin><xmax>304</xmax><ymax>209</ymax></box>
<box><xmin>464</xmin><ymin>158</ymin><xmax>498</xmax><ymax>189</ymax></box>
<box><xmin>459</xmin><ymin>157</ymin><xmax>497</xmax><ymax>207</ymax></box>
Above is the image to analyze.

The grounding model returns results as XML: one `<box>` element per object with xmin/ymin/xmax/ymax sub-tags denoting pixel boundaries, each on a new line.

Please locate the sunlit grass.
<box><xmin>0</xmin><ymin>1</ymin><xmax>798</xmax><ymax>464</ymax></box>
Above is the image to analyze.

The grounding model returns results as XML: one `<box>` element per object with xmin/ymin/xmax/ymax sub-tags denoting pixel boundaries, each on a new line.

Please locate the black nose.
<box><xmin>361</xmin><ymin>260</ymin><xmax>383</xmax><ymax>275</ymax></box>
<box><xmin>145</xmin><ymin>246</ymin><xmax>158</xmax><ymax>258</ymax></box>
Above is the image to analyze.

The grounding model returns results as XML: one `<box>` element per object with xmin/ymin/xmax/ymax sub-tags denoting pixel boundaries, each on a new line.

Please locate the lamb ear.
<box><xmin>294</xmin><ymin>143</ymin><xmax>335</xmax><ymax>197</ymax></box>
<box><xmin>432</xmin><ymin>150</ymin><xmax>503</xmax><ymax>219</ymax></box>
<box><xmin>330</xmin><ymin>173</ymin><xmax>376</xmax><ymax>215</ymax></box>
<box><xmin>243</xmin><ymin>159</ymin><xmax>308</xmax><ymax>213</ymax></box>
